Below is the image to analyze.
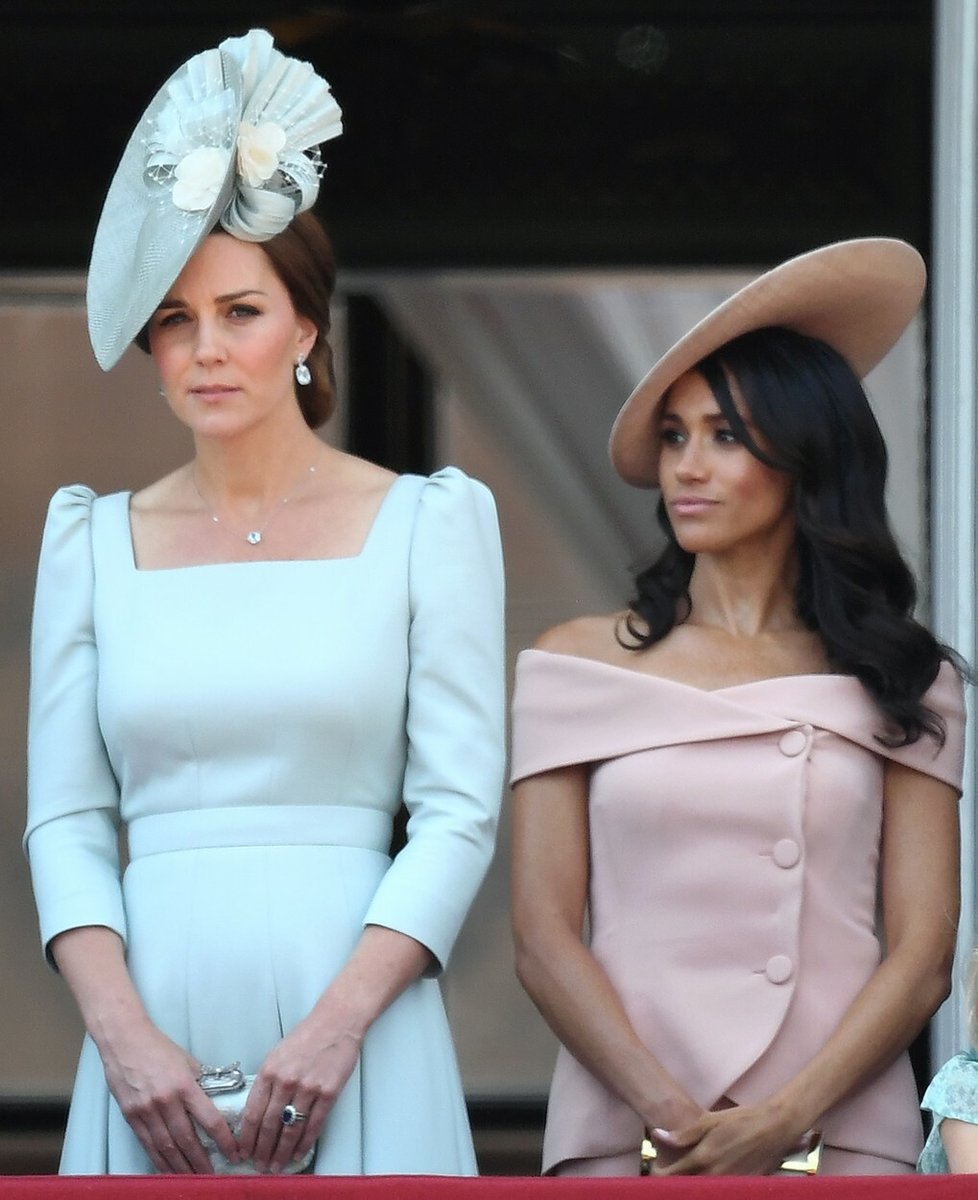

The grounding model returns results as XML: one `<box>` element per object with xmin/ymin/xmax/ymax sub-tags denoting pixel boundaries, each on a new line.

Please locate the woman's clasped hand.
<box><xmin>650</xmin><ymin>1104</ymin><xmax>813</xmax><ymax>1176</ymax></box>
<box><xmin>234</xmin><ymin>1023</ymin><xmax>363</xmax><ymax>1173</ymax></box>
<box><xmin>103</xmin><ymin>1027</ymin><xmax>240</xmax><ymax>1175</ymax></box>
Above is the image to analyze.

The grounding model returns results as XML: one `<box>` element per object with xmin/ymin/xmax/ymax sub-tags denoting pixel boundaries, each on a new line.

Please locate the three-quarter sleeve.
<box><xmin>362</xmin><ymin>467</ymin><xmax>505</xmax><ymax>971</ymax></box>
<box><xmin>24</xmin><ymin>485</ymin><xmax>126</xmax><ymax>965</ymax></box>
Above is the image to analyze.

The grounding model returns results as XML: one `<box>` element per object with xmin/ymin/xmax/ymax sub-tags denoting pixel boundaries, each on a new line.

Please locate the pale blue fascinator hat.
<box><xmin>86</xmin><ymin>28</ymin><xmax>343</xmax><ymax>370</ymax></box>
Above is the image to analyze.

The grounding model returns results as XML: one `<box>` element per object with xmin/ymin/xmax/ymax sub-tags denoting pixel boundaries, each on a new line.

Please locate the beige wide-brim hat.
<box><xmin>609</xmin><ymin>237</ymin><xmax>926</xmax><ymax>488</ymax></box>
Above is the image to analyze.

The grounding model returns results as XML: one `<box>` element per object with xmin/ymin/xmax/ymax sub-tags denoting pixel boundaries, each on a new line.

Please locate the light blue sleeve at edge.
<box><xmin>921</xmin><ymin>1051</ymin><xmax>978</xmax><ymax>1124</ymax></box>
<box><xmin>24</xmin><ymin>485</ymin><xmax>126</xmax><ymax>967</ymax></box>
<box><xmin>361</xmin><ymin>467</ymin><xmax>506</xmax><ymax>972</ymax></box>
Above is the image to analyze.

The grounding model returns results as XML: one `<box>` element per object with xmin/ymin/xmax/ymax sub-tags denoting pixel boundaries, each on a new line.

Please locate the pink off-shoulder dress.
<box><xmin>510</xmin><ymin>649</ymin><xmax>965</xmax><ymax>1175</ymax></box>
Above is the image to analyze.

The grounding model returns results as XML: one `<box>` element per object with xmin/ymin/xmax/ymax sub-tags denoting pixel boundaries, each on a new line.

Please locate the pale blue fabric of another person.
<box><xmin>25</xmin><ymin>466</ymin><xmax>505</xmax><ymax>1174</ymax></box>
<box><xmin>918</xmin><ymin>1050</ymin><xmax>978</xmax><ymax>1173</ymax></box>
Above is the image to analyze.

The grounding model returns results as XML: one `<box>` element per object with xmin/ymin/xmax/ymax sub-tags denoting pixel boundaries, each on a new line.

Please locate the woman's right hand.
<box><xmin>99</xmin><ymin>1018</ymin><xmax>241</xmax><ymax>1173</ymax></box>
<box><xmin>642</xmin><ymin>1095</ymin><xmax>709</xmax><ymax>1171</ymax></box>
<box><xmin>50</xmin><ymin>927</ymin><xmax>240</xmax><ymax>1174</ymax></box>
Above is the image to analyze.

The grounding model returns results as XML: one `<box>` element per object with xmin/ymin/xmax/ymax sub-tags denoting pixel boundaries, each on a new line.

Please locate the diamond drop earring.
<box><xmin>295</xmin><ymin>355</ymin><xmax>312</xmax><ymax>386</ymax></box>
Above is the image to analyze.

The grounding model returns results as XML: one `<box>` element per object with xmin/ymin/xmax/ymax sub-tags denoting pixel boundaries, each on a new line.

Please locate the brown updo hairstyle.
<box><xmin>135</xmin><ymin>209</ymin><xmax>338</xmax><ymax>429</ymax></box>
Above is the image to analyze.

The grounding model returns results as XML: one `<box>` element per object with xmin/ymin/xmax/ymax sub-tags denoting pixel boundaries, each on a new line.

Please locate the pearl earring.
<box><xmin>295</xmin><ymin>355</ymin><xmax>312</xmax><ymax>386</ymax></box>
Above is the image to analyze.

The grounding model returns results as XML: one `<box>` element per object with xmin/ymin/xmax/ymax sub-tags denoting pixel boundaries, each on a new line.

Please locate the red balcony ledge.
<box><xmin>0</xmin><ymin>1177</ymin><xmax>973</xmax><ymax>1198</ymax></box>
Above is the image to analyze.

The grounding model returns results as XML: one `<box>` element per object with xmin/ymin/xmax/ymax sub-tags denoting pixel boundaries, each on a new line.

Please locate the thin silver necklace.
<box><xmin>192</xmin><ymin>461</ymin><xmax>318</xmax><ymax>546</ymax></box>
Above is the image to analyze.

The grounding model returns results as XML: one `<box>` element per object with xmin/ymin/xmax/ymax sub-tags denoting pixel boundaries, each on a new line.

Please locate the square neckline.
<box><xmin>123</xmin><ymin>473</ymin><xmax>408</xmax><ymax>573</ymax></box>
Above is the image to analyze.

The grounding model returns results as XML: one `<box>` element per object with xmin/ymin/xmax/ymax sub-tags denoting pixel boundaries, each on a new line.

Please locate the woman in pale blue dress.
<box><xmin>918</xmin><ymin>953</ymin><xmax>978</xmax><ymax>1173</ymax></box>
<box><xmin>25</xmin><ymin>30</ymin><xmax>504</xmax><ymax>1176</ymax></box>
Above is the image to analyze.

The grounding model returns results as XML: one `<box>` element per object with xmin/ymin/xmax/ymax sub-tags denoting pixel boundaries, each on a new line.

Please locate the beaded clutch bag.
<box><xmin>196</xmin><ymin>1063</ymin><xmax>315</xmax><ymax>1175</ymax></box>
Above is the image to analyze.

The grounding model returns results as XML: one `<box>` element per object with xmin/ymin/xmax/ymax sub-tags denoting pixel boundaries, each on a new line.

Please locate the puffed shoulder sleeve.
<box><xmin>921</xmin><ymin>1052</ymin><xmax>978</xmax><ymax>1123</ymax></box>
<box><xmin>880</xmin><ymin>660</ymin><xmax>967</xmax><ymax>793</ymax></box>
<box><xmin>24</xmin><ymin>485</ymin><xmax>126</xmax><ymax>965</ymax></box>
<box><xmin>362</xmin><ymin>467</ymin><xmax>506</xmax><ymax>971</ymax></box>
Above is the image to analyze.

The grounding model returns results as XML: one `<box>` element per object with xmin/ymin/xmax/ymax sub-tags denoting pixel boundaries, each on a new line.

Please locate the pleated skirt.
<box><xmin>60</xmin><ymin>809</ymin><xmax>475</xmax><ymax>1175</ymax></box>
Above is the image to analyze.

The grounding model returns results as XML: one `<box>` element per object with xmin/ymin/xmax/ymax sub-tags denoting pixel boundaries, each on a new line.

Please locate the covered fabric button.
<box><xmin>765</xmin><ymin>954</ymin><xmax>794</xmax><ymax>984</ymax></box>
<box><xmin>773</xmin><ymin>838</ymin><xmax>801</xmax><ymax>868</ymax></box>
<box><xmin>778</xmin><ymin>728</ymin><xmax>808</xmax><ymax>757</ymax></box>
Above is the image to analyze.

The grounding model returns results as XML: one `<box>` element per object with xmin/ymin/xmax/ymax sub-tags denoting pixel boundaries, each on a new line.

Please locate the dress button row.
<box><xmin>778</xmin><ymin>726</ymin><xmax>812</xmax><ymax>757</ymax></box>
<box><xmin>772</xmin><ymin>837</ymin><xmax>801</xmax><ymax>869</ymax></box>
<box><xmin>765</xmin><ymin>954</ymin><xmax>794</xmax><ymax>984</ymax></box>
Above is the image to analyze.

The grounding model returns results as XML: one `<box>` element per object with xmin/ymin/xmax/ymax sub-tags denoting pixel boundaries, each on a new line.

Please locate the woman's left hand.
<box><xmin>235</xmin><ymin>925</ymin><xmax>432</xmax><ymax>1173</ymax></box>
<box><xmin>235</xmin><ymin>1015</ymin><xmax>363</xmax><ymax>1174</ymax></box>
<box><xmin>652</xmin><ymin>1103</ymin><xmax>802</xmax><ymax>1176</ymax></box>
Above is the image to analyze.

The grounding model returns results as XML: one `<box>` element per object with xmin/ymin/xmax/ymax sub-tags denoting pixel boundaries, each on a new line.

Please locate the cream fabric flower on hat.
<box><xmin>219</xmin><ymin>28</ymin><xmax>342</xmax><ymax>241</ymax></box>
<box><xmin>236</xmin><ymin>122</ymin><xmax>287</xmax><ymax>187</ymax></box>
<box><xmin>173</xmin><ymin>146</ymin><xmax>233</xmax><ymax>211</ymax></box>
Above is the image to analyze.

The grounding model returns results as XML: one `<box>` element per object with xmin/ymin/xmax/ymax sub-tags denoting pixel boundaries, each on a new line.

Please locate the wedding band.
<box><xmin>281</xmin><ymin>1104</ymin><xmax>307</xmax><ymax>1127</ymax></box>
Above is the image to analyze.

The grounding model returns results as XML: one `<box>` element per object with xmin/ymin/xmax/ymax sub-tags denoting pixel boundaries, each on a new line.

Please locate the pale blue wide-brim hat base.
<box><xmin>609</xmin><ymin>237</ymin><xmax>927</xmax><ymax>488</ymax></box>
<box><xmin>86</xmin><ymin>48</ymin><xmax>241</xmax><ymax>371</ymax></box>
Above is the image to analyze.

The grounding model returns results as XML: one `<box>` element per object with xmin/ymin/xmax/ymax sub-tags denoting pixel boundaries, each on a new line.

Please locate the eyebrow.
<box><xmin>155</xmin><ymin>289</ymin><xmax>267</xmax><ymax>311</ymax></box>
<box><xmin>661</xmin><ymin>409</ymin><xmax>727</xmax><ymax>424</ymax></box>
<box><xmin>661</xmin><ymin>408</ymin><xmax>758</xmax><ymax>432</ymax></box>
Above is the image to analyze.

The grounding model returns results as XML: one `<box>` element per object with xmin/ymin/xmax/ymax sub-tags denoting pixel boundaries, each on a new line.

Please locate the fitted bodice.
<box><xmin>27</xmin><ymin>468</ymin><xmax>506</xmax><ymax>973</ymax></box>
<box><xmin>91</xmin><ymin>483</ymin><xmax>415</xmax><ymax>823</ymax></box>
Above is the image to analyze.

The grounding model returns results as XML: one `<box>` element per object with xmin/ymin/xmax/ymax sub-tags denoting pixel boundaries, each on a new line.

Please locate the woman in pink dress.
<box><xmin>511</xmin><ymin>239</ymin><xmax>966</xmax><ymax>1176</ymax></box>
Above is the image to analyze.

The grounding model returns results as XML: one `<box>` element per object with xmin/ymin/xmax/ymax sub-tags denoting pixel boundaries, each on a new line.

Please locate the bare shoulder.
<box><xmin>326</xmin><ymin>449</ymin><xmax>397</xmax><ymax>495</ymax></box>
<box><xmin>533</xmin><ymin>613</ymin><xmax>628</xmax><ymax>662</ymax></box>
<box><xmin>130</xmin><ymin>466</ymin><xmax>192</xmax><ymax>515</ymax></box>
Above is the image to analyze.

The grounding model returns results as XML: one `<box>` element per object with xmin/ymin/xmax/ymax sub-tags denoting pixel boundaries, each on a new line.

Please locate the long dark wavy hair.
<box><xmin>621</xmin><ymin>325</ymin><xmax>959</xmax><ymax>747</ymax></box>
